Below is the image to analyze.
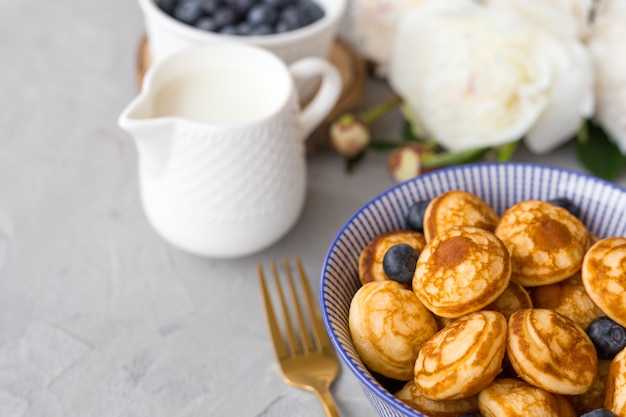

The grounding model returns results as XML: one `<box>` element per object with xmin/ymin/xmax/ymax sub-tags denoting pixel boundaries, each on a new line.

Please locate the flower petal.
<box><xmin>524</xmin><ymin>40</ymin><xmax>594</xmax><ymax>154</ymax></box>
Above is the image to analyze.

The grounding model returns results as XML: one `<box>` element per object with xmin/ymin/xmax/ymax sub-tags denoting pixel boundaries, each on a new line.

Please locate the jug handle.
<box><xmin>289</xmin><ymin>57</ymin><xmax>342</xmax><ymax>140</ymax></box>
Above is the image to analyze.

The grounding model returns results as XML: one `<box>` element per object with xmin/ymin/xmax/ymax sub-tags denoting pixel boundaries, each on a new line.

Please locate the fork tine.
<box><xmin>258</xmin><ymin>263</ymin><xmax>289</xmax><ymax>360</ymax></box>
<box><xmin>294</xmin><ymin>256</ymin><xmax>335</xmax><ymax>353</ymax></box>
<box><xmin>283</xmin><ymin>258</ymin><xmax>316</xmax><ymax>354</ymax></box>
<box><xmin>260</xmin><ymin>258</ymin><xmax>341</xmax><ymax>417</ymax></box>
<box><xmin>270</xmin><ymin>260</ymin><xmax>300</xmax><ymax>355</ymax></box>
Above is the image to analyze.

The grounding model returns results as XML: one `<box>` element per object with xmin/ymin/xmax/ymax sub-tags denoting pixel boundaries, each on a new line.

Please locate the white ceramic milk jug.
<box><xmin>118</xmin><ymin>44</ymin><xmax>341</xmax><ymax>258</ymax></box>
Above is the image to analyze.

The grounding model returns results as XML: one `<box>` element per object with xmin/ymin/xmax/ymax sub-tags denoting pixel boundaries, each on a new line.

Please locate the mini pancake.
<box><xmin>530</xmin><ymin>272</ymin><xmax>604</xmax><ymax>330</ymax></box>
<box><xmin>570</xmin><ymin>359</ymin><xmax>611</xmax><ymax>416</ymax></box>
<box><xmin>358</xmin><ymin>230</ymin><xmax>426</xmax><ymax>286</ymax></box>
<box><xmin>494</xmin><ymin>200</ymin><xmax>589</xmax><ymax>287</ymax></box>
<box><xmin>413</xmin><ymin>226</ymin><xmax>511</xmax><ymax>318</ymax></box>
<box><xmin>507</xmin><ymin>308</ymin><xmax>598</xmax><ymax>395</ymax></box>
<box><xmin>485</xmin><ymin>280</ymin><xmax>533</xmax><ymax>321</ymax></box>
<box><xmin>581</xmin><ymin>237</ymin><xmax>626</xmax><ymax>327</ymax></box>
<box><xmin>604</xmin><ymin>346</ymin><xmax>626</xmax><ymax>416</ymax></box>
<box><xmin>349</xmin><ymin>280</ymin><xmax>437</xmax><ymax>381</ymax></box>
<box><xmin>395</xmin><ymin>380</ymin><xmax>479</xmax><ymax>417</ymax></box>
<box><xmin>413</xmin><ymin>310</ymin><xmax>507</xmax><ymax>400</ymax></box>
<box><xmin>423</xmin><ymin>190</ymin><xmax>499</xmax><ymax>242</ymax></box>
<box><xmin>478</xmin><ymin>378</ymin><xmax>576</xmax><ymax>417</ymax></box>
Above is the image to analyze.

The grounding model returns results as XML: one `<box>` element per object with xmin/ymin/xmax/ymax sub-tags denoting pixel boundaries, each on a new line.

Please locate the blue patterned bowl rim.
<box><xmin>320</xmin><ymin>162</ymin><xmax>626</xmax><ymax>417</ymax></box>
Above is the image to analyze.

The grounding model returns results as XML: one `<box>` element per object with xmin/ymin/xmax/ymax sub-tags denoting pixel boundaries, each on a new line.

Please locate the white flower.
<box><xmin>343</xmin><ymin>0</ymin><xmax>434</xmax><ymax>75</ymax></box>
<box><xmin>388</xmin><ymin>0</ymin><xmax>594</xmax><ymax>154</ymax></box>
<box><xmin>484</xmin><ymin>0</ymin><xmax>594</xmax><ymax>39</ymax></box>
<box><xmin>588</xmin><ymin>0</ymin><xmax>626</xmax><ymax>154</ymax></box>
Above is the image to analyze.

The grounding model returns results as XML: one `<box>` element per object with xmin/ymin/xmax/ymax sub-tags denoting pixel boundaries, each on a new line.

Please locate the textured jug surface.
<box><xmin>119</xmin><ymin>44</ymin><xmax>340</xmax><ymax>258</ymax></box>
<box><xmin>139</xmin><ymin>115</ymin><xmax>307</xmax><ymax>258</ymax></box>
<box><xmin>141</xmin><ymin>102</ymin><xmax>304</xmax><ymax>223</ymax></box>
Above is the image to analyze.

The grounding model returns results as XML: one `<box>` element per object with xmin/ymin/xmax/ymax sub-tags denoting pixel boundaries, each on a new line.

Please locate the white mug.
<box><xmin>118</xmin><ymin>44</ymin><xmax>341</xmax><ymax>258</ymax></box>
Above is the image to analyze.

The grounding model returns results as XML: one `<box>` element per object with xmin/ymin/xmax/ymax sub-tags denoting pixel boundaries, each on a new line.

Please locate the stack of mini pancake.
<box><xmin>349</xmin><ymin>190</ymin><xmax>626</xmax><ymax>416</ymax></box>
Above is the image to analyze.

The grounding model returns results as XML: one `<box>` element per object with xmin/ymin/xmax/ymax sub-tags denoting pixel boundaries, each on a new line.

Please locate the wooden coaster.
<box><xmin>135</xmin><ymin>35</ymin><xmax>367</xmax><ymax>153</ymax></box>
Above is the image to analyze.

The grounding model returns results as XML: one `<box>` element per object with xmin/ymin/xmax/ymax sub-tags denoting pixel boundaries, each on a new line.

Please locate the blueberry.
<box><xmin>158</xmin><ymin>0</ymin><xmax>179</xmax><ymax>15</ymax></box>
<box><xmin>219</xmin><ymin>24</ymin><xmax>239</xmax><ymax>34</ymax></box>
<box><xmin>274</xmin><ymin>21</ymin><xmax>290</xmax><ymax>33</ymax></box>
<box><xmin>236</xmin><ymin>21</ymin><xmax>253</xmax><ymax>35</ymax></box>
<box><xmin>406</xmin><ymin>200</ymin><xmax>431</xmax><ymax>233</ymax></box>
<box><xmin>249</xmin><ymin>23</ymin><xmax>274</xmax><ymax>35</ymax></box>
<box><xmin>548</xmin><ymin>197</ymin><xmax>578</xmax><ymax>216</ymax></box>
<box><xmin>278</xmin><ymin>6</ymin><xmax>303</xmax><ymax>30</ymax></box>
<box><xmin>580</xmin><ymin>409</ymin><xmax>618</xmax><ymax>417</ymax></box>
<box><xmin>247</xmin><ymin>4</ymin><xmax>278</xmax><ymax>26</ymax></box>
<box><xmin>200</xmin><ymin>0</ymin><xmax>224</xmax><ymax>14</ymax></box>
<box><xmin>169</xmin><ymin>0</ymin><xmax>320</xmax><ymax>34</ymax></box>
<box><xmin>226</xmin><ymin>0</ymin><xmax>255</xmax><ymax>18</ymax></box>
<box><xmin>195</xmin><ymin>16</ymin><xmax>218</xmax><ymax>31</ymax></box>
<box><xmin>173</xmin><ymin>0</ymin><xmax>204</xmax><ymax>24</ymax></box>
<box><xmin>262</xmin><ymin>0</ymin><xmax>292</xmax><ymax>7</ymax></box>
<box><xmin>587</xmin><ymin>316</ymin><xmax>626</xmax><ymax>359</ymax></box>
<box><xmin>296</xmin><ymin>0</ymin><xmax>324</xmax><ymax>25</ymax></box>
<box><xmin>213</xmin><ymin>7</ymin><xmax>238</xmax><ymax>28</ymax></box>
<box><xmin>382</xmin><ymin>244</ymin><xmax>418</xmax><ymax>284</ymax></box>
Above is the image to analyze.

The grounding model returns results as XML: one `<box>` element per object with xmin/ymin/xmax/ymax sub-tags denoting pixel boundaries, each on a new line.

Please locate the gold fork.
<box><xmin>258</xmin><ymin>257</ymin><xmax>341</xmax><ymax>417</ymax></box>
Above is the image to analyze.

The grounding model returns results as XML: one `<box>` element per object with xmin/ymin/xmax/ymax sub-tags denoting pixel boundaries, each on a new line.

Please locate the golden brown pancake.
<box><xmin>530</xmin><ymin>272</ymin><xmax>604</xmax><ymax>330</ymax></box>
<box><xmin>570</xmin><ymin>359</ymin><xmax>611</xmax><ymax>415</ymax></box>
<box><xmin>413</xmin><ymin>310</ymin><xmax>507</xmax><ymax>400</ymax></box>
<box><xmin>507</xmin><ymin>308</ymin><xmax>598</xmax><ymax>395</ymax></box>
<box><xmin>349</xmin><ymin>280</ymin><xmax>437</xmax><ymax>381</ymax></box>
<box><xmin>581</xmin><ymin>237</ymin><xmax>626</xmax><ymax>327</ymax></box>
<box><xmin>604</xmin><ymin>346</ymin><xmax>626</xmax><ymax>415</ymax></box>
<box><xmin>484</xmin><ymin>280</ymin><xmax>533</xmax><ymax>321</ymax></box>
<box><xmin>358</xmin><ymin>230</ymin><xmax>426</xmax><ymax>286</ymax></box>
<box><xmin>494</xmin><ymin>200</ymin><xmax>589</xmax><ymax>287</ymax></box>
<box><xmin>413</xmin><ymin>226</ymin><xmax>511</xmax><ymax>318</ymax></box>
<box><xmin>478</xmin><ymin>378</ymin><xmax>576</xmax><ymax>417</ymax></box>
<box><xmin>423</xmin><ymin>190</ymin><xmax>499</xmax><ymax>242</ymax></box>
<box><xmin>395</xmin><ymin>380</ymin><xmax>479</xmax><ymax>417</ymax></box>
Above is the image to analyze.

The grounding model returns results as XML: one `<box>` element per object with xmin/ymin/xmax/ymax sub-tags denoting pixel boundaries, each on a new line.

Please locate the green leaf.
<box><xmin>402</xmin><ymin>120</ymin><xmax>422</xmax><ymax>143</ymax></box>
<box><xmin>495</xmin><ymin>140</ymin><xmax>520</xmax><ymax>162</ymax></box>
<box><xmin>345</xmin><ymin>151</ymin><xmax>367</xmax><ymax>173</ymax></box>
<box><xmin>576</xmin><ymin>121</ymin><xmax>626</xmax><ymax>180</ymax></box>
<box><xmin>368</xmin><ymin>139</ymin><xmax>403</xmax><ymax>151</ymax></box>
<box><xmin>422</xmin><ymin>147</ymin><xmax>491</xmax><ymax>169</ymax></box>
<box><xmin>401</xmin><ymin>119</ymin><xmax>428</xmax><ymax>144</ymax></box>
<box><xmin>362</xmin><ymin>95</ymin><xmax>402</xmax><ymax>123</ymax></box>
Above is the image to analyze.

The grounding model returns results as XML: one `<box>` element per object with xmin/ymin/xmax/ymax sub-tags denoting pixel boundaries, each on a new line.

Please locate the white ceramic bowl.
<box><xmin>137</xmin><ymin>0</ymin><xmax>346</xmax><ymax>65</ymax></box>
<box><xmin>320</xmin><ymin>162</ymin><xmax>626</xmax><ymax>417</ymax></box>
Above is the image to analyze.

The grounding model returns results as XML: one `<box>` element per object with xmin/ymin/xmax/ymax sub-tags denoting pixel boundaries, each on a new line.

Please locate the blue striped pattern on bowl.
<box><xmin>320</xmin><ymin>162</ymin><xmax>626</xmax><ymax>417</ymax></box>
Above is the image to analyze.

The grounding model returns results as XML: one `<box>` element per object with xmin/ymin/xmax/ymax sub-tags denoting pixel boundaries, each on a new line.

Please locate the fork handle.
<box><xmin>314</xmin><ymin>387</ymin><xmax>340</xmax><ymax>417</ymax></box>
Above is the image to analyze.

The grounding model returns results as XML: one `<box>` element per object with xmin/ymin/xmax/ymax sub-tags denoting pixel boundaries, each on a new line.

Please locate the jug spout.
<box><xmin>118</xmin><ymin>94</ymin><xmax>173</xmax><ymax>179</ymax></box>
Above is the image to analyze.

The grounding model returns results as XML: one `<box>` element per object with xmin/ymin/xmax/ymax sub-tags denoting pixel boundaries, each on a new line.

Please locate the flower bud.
<box><xmin>329</xmin><ymin>113</ymin><xmax>371</xmax><ymax>158</ymax></box>
<box><xmin>387</xmin><ymin>145</ymin><xmax>426</xmax><ymax>183</ymax></box>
